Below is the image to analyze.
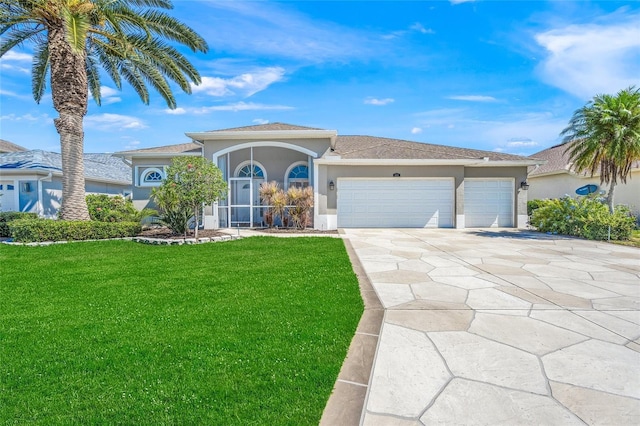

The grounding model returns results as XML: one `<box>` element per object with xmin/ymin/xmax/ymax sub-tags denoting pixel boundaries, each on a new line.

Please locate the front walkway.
<box><xmin>343</xmin><ymin>229</ymin><xmax>640</xmax><ymax>425</ymax></box>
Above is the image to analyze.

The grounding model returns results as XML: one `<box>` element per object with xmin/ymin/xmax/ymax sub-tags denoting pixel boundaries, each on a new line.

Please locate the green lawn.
<box><xmin>0</xmin><ymin>237</ymin><xmax>363</xmax><ymax>425</ymax></box>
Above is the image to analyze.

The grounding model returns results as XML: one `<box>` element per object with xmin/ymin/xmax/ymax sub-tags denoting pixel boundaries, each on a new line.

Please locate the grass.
<box><xmin>0</xmin><ymin>237</ymin><xmax>363</xmax><ymax>425</ymax></box>
<box><xmin>612</xmin><ymin>229</ymin><xmax>640</xmax><ymax>248</ymax></box>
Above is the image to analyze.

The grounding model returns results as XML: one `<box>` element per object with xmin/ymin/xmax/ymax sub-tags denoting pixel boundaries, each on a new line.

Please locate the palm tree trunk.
<box><xmin>606</xmin><ymin>181</ymin><xmax>616</xmax><ymax>214</ymax></box>
<box><xmin>49</xmin><ymin>24</ymin><xmax>90</xmax><ymax>221</ymax></box>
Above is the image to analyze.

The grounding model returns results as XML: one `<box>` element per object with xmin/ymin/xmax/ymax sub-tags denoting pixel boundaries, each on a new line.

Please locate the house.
<box><xmin>0</xmin><ymin>150</ymin><xmax>131</xmax><ymax>217</ymax></box>
<box><xmin>117</xmin><ymin>123</ymin><xmax>542</xmax><ymax>230</ymax></box>
<box><xmin>528</xmin><ymin>144</ymin><xmax>639</xmax><ymax>214</ymax></box>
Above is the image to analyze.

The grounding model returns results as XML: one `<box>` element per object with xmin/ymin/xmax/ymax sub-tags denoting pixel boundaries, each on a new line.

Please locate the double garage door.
<box><xmin>337</xmin><ymin>178</ymin><xmax>513</xmax><ymax>228</ymax></box>
<box><xmin>337</xmin><ymin>178</ymin><xmax>454</xmax><ymax>228</ymax></box>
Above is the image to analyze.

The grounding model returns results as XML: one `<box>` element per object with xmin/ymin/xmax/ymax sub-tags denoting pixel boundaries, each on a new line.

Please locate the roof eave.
<box><xmin>114</xmin><ymin>152</ymin><xmax>202</xmax><ymax>160</ymax></box>
<box><xmin>314</xmin><ymin>158</ymin><xmax>542</xmax><ymax>166</ymax></box>
<box><xmin>0</xmin><ymin>168</ymin><xmax>130</xmax><ymax>185</ymax></box>
<box><xmin>186</xmin><ymin>129</ymin><xmax>338</xmax><ymax>143</ymax></box>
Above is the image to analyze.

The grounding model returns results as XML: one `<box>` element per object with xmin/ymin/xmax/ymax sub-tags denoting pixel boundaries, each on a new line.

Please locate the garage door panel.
<box><xmin>337</xmin><ymin>178</ymin><xmax>453</xmax><ymax>228</ymax></box>
<box><xmin>464</xmin><ymin>179</ymin><xmax>513</xmax><ymax>228</ymax></box>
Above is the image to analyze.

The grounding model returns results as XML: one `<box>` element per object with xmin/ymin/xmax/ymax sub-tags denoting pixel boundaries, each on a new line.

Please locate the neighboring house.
<box><xmin>0</xmin><ymin>139</ymin><xmax>28</xmax><ymax>153</ymax></box>
<box><xmin>0</xmin><ymin>150</ymin><xmax>131</xmax><ymax>217</ymax></box>
<box><xmin>528</xmin><ymin>144</ymin><xmax>640</xmax><ymax>214</ymax></box>
<box><xmin>117</xmin><ymin>123</ymin><xmax>542</xmax><ymax>230</ymax></box>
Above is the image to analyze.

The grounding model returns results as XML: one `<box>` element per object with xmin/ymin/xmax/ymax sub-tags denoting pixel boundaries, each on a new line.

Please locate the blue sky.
<box><xmin>1</xmin><ymin>0</ymin><xmax>639</xmax><ymax>156</ymax></box>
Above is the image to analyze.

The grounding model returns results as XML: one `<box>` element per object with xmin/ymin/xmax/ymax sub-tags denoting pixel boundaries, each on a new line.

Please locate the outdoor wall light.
<box><xmin>329</xmin><ymin>180</ymin><xmax>335</xmax><ymax>190</ymax></box>
<box><xmin>393</xmin><ymin>173</ymin><xmax>401</xmax><ymax>177</ymax></box>
<box><xmin>520</xmin><ymin>181</ymin><xmax>530</xmax><ymax>190</ymax></box>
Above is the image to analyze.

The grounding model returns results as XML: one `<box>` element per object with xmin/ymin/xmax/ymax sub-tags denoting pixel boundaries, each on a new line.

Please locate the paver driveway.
<box><xmin>343</xmin><ymin>229</ymin><xmax>640</xmax><ymax>425</ymax></box>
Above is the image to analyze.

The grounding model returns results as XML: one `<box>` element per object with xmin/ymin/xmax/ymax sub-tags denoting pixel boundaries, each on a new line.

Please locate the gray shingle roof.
<box><xmin>210</xmin><ymin>122</ymin><xmax>324</xmax><ymax>132</ymax></box>
<box><xmin>117</xmin><ymin>142</ymin><xmax>201</xmax><ymax>155</ymax></box>
<box><xmin>0</xmin><ymin>150</ymin><xmax>130</xmax><ymax>183</ymax></box>
<box><xmin>529</xmin><ymin>143</ymin><xmax>639</xmax><ymax>176</ymax></box>
<box><xmin>0</xmin><ymin>139</ymin><xmax>28</xmax><ymax>153</ymax></box>
<box><xmin>334</xmin><ymin>135</ymin><xmax>533</xmax><ymax>161</ymax></box>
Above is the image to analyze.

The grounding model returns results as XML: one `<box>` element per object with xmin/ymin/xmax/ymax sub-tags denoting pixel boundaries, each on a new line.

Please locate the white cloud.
<box><xmin>447</xmin><ymin>95</ymin><xmax>498</xmax><ymax>102</ymax></box>
<box><xmin>191</xmin><ymin>102</ymin><xmax>294</xmax><ymax>114</ymax></box>
<box><xmin>365</xmin><ymin>97</ymin><xmax>395</xmax><ymax>106</ymax></box>
<box><xmin>535</xmin><ymin>11</ymin><xmax>640</xmax><ymax>99</ymax></box>
<box><xmin>192</xmin><ymin>67</ymin><xmax>286</xmax><ymax>98</ymax></box>
<box><xmin>410</xmin><ymin>23</ymin><xmax>435</xmax><ymax>35</ymax></box>
<box><xmin>411</xmin><ymin>127</ymin><xmax>423</xmax><ymax>134</ymax></box>
<box><xmin>84</xmin><ymin>113</ymin><xmax>147</xmax><ymax>131</ymax></box>
<box><xmin>2</xmin><ymin>51</ymin><xmax>31</xmax><ymax>62</ymax></box>
<box><xmin>253</xmin><ymin>118</ymin><xmax>269</xmax><ymax>124</ymax></box>
<box><xmin>99</xmin><ymin>86</ymin><xmax>121</xmax><ymax>104</ymax></box>
<box><xmin>165</xmin><ymin>107</ymin><xmax>187</xmax><ymax>115</ymax></box>
<box><xmin>505</xmin><ymin>138</ymin><xmax>539</xmax><ymax>148</ymax></box>
<box><xmin>0</xmin><ymin>113</ymin><xmax>47</xmax><ymax>122</ymax></box>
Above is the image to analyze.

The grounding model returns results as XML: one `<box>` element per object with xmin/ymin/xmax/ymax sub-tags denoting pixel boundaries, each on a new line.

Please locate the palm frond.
<box><xmin>86</xmin><ymin>52</ymin><xmax>102</xmax><ymax>105</ymax></box>
<box><xmin>31</xmin><ymin>40</ymin><xmax>49</xmax><ymax>102</ymax></box>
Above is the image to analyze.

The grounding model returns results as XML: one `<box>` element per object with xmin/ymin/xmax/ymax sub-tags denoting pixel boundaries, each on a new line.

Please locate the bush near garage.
<box><xmin>529</xmin><ymin>196</ymin><xmax>636</xmax><ymax>241</ymax></box>
<box><xmin>8</xmin><ymin>219</ymin><xmax>141</xmax><ymax>243</ymax></box>
<box><xmin>0</xmin><ymin>212</ymin><xmax>38</xmax><ymax>237</ymax></box>
<box><xmin>527</xmin><ymin>199</ymin><xmax>546</xmax><ymax>216</ymax></box>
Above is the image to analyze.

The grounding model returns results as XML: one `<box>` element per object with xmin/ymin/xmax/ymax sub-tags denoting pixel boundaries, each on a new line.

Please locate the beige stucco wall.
<box><xmin>528</xmin><ymin>170</ymin><xmax>640</xmax><ymax>214</ymax></box>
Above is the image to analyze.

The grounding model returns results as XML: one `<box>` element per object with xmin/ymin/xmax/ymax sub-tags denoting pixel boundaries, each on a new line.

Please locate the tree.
<box><xmin>561</xmin><ymin>86</ymin><xmax>640</xmax><ymax>213</ymax></box>
<box><xmin>0</xmin><ymin>0</ymin><xmax>207</xmax><ymax>220</ymax></box>
<box><xmin>151</xmin><ymin>157</ymin><xmax>226</xmax><ymax>239</ymax></box>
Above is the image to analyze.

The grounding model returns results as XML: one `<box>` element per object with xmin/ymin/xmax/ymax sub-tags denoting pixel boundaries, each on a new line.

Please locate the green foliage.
<box><xmin>86</xmin><ymin>194</ymin><xmax>156</xmax><ymax>223</ymax></box>
<box><xmin>561</xmin><ymin>86</ymin><xmax>640</xmax><ymax>212</ymax></box>
<box><xmin>0</xmin><ymin>238</ymin><xmax>362</xmax><ymax>424</ymax></box>
<box><xmin>529</xmin><ymin>196</ymin><xmax>636</xmax><ymax>241</ymax></box>
<box><xmin>0</xmin><ymin>212</ymin><xmax>38</xmax><ymax>237</ymax></box>
<box><xmin>9</xmin><ymin>219</ymin><xmax>141</xmax><ymax>243</ymax></box>
<box><xmin>151</xmin><ymin>157</ymin><xmax>226</xmax><ymax>237</ymax></box>
<box><xmin>527</xmin><ymin>199</ymin><xmax>545</xmax><ymax>216</ymax></box>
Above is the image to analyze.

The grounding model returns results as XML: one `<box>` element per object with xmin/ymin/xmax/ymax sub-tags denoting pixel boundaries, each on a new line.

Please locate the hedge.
<box><xmin>8</xmin><ymin>219</ymin><xmax>141</xmax><ymax>243</ymax></box>
<box><xmin>0</xmin><ymin>212</ymin><xmax>39</xmax><ymax>237</ymax></box>
<box><xmin>529</xmin><ymin>196</ymin><xmax>637</xmax><ymax>241</ymax></box>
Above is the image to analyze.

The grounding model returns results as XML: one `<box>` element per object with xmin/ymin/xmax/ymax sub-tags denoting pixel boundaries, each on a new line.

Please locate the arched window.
<box><xmin>286</xmin><ymin>162</ymin><xmax>309</xmax><ymax>188</ymax></box>
<box><xmin>234</xmin><ymin>161</ymin><xmax>266</xmax><ymax>180</ymax></box>
<box><xmin>140</xmin><ymin>167</ymin><xmax>165</xmax><ymax>186</ymax></box>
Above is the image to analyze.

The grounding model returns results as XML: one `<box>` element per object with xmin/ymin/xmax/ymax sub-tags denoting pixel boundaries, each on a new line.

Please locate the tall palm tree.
<box><xmin>561</xmin><ymin>86</ymin><xmax>640</xmax><ymax>213</ymax></box>
<box><xmin>0</xmin><ymin>0</ymin><xmax>207</xmax><ymax>220</ymax></box>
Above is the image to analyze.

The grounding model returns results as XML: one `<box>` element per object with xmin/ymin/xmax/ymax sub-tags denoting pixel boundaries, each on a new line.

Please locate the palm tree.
<box><xmin>0</xmin><ymin>0</ymin><xmax>207</xmax><ymax>220</ymax></box>
<box><xmin>561</xmin><ymin>86</ymin><xmax>640</xmax><ymax>213</ymax></box>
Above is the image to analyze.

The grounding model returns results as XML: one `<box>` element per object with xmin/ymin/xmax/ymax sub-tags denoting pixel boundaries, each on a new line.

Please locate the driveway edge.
<box><xmin>320</xmin><ymin>234</ymin><xmax>384</xmax><ymax>425</ymax></box>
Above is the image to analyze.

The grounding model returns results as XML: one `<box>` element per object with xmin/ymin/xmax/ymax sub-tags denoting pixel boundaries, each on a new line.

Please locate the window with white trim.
<box><xmin>286</xmin><ymin>162</ymin><xmax>309</xmax><ymax>188</ymax></box>
<box><xmin>236</xmin><ymin>163</ymin><xmax>265</xmax><ymax>178</ymax></box>
<box><xmin>139</xmin><ymin>167</ymin><xmax>166</xmax><ymax>187</ymax></box>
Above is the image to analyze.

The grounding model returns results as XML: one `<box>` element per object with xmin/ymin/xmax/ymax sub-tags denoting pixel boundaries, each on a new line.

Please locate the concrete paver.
<box><xmin>342</xmin><ymin>229</ymin><xmax>640</xmax><ymax>425</ymax></box>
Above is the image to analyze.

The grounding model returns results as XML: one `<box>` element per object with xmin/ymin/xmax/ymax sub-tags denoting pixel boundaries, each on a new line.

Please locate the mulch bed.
<box><xmin>138</xmin><ymin>227</ymin><xmax>338</xmax><ymax>239</ymax></box>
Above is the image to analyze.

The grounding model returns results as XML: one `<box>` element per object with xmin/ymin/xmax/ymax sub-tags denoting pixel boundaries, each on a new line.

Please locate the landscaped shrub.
<box><xmin>0</xmin><ymin>212</ymin><xmax>38</xmax><ymax>237</ymax></box>
<box><xmin>287</xmin><ymin>186</ymin><xmax>314</xmax><ymax>229</ymax></box>
<box><xmin>9</xmin><ymin>219</ymin><xmax>141</xmax><ymax>243</ymax></box>
<box><xmin>529</xmin><ymin>196</ymin><xmax>637</xmax><ymax>240</ymax></box>
<box><xmin>527</xmin><ymin>199</ymin><xmax>546</xmax><ymax>216</ymax></box>
<box><xmin>86</xmin><ymin>194</ymin><xmax>156</xmax><ymax>223</ymax></box>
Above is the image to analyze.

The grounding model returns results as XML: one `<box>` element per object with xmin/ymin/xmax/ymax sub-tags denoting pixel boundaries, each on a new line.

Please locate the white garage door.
<box><xmin>464</xmin><ymin>179</ymin><xmax>513</xmax><ymax>227</ymax></box>
<box><xmin>337</xmin><ymin>178</ymin><xmax>454</xmax><ymax>228</ymax></box>
<box><xmin>0</xmin><ymin>182</ymin><xmax>16</xmax><ymax>212</ymax></box>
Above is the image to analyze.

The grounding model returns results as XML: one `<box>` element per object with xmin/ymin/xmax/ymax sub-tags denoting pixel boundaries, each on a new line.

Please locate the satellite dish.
<box><xmin>575</xmin><ymin>184</ymin><xmax>598</xmax><ymax>196</ymax></box>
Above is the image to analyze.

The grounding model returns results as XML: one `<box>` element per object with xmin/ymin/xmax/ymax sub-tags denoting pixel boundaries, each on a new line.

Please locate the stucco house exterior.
<box><xmin>0</xmin><ymin>150</ymin><xmax>131</xmax><ymax>217</ymax></box>
<box><xmin>118</xmin><ymin>123</ymin><xmax>542</xmax><ymax>230</ymax></box>
<box><xmin>528</xmin><ymin>144</ymin><xmax>640</xmax><ymax>214</ymax></box>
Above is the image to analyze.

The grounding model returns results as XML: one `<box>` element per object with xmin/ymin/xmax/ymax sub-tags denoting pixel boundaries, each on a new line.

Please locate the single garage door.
<box><xmin>464</xmin><ymin>179</ymin><xmax>513</xmax><ymax>227</ymax></box>
<box><xmin>337</xmin><ymin>178</ymin><xmax>454</xmax><ymax>228</ymax></box>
